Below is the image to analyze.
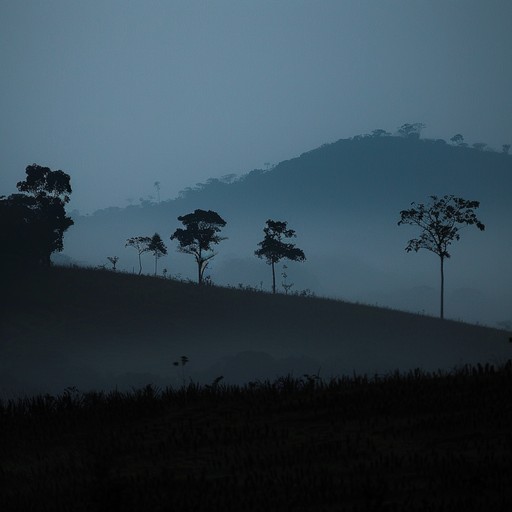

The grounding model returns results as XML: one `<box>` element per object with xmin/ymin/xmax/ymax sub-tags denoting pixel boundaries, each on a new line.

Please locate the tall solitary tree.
<box><xmin>148</xmin><ymin>233</ymin><xmax>168</xmax><ymax>276</ymax></box>
<box><xmin>0</xmin><ymin>164</ymin><xmax>73</xmax><ymax>267</ymax></box>
<box><xmin>125</xmin><ymin>236</ymin><xmax>151</xmax><ymax>275</ymax></box>
<box><xmin>398</xmin><ymin>195</ymin><xmax>485</xmax><ymax>319</ymax></box>
<box><xmin>255</xmin><ymin>219</ymin><xmax>306</xmax><ymax>294</ymax></box>
<box><xmin>170</xmin><ymin>209</ymin><xmax>227</xmax><ymax>284</ymax></box>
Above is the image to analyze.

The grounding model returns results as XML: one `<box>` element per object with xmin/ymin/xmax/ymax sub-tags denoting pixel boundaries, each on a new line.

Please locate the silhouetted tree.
<box><xmin>502</xmin><ymin>144</ymin><xmax>510</xmax><ymax>154</ymax></box>
<box><xmin>450</xmin><ymin>133</ymin><xmax>465</xmax><ymax>146</ymax></box>
<box><xmin>472</xmin><ymin>142</ymin><xmax>487</xmax><ymax>151</ymax></box>
<box><xmin>255</xmin><ymin>220</ymin><xmax>306</xmax><ymax>294</ymax></box>
<box><xmin>125</xmin><ymin>236</ymin><xmax>151</xmax><ymax>275</ymax></box>
<box><xmin>17</xmin><ymin>164</ymin><xmax>72</xmax><ymax>202</ymax></box>
<box><xmin>398</xmin><ymin>195</ymin><xmax>485</xmax><ymax>319</ymax></box>
<box><xmin>170</xmin><ymin>209</ymin><xmax>227</xmax><ymax>284</ymax></box>
<box><xmin>107</xmin><ymin>256</ymin><xmax>119</xmax><ymax>271</ymax></box>
<box><xmin>0</xmin><ymin>164</ymin><xmax>73</xmax><ymax>267</ymax></box>
<box><xmin>397</xmin><ymin>123</ymin><xmax>425</xmax><ymax>139</ymax></box>
<box><xmin>148</xmin><ymin>233</ymin><xmax>167</xmax><ymax>276</ymax></box>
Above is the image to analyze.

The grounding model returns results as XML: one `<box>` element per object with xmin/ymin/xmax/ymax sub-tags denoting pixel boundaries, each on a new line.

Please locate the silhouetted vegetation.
<box><xmin>397</xmin><ymin>122</ymin><xmax>425</xmax><ymax>139</ymax></box>
<box><xmin>0</xmin><ymin>164</ymin><xmax>73</xmax><ymax>268</ymax></box>
<box><xmin>107</xmin><ymin>255</ymin><xmax>119</xmax><ymax>271</ymax></box>
<box><xmin>59</xmin><ymin>131</ymin><xmax>512</xmax><ymax>324</ymax></box>
<box><xmin>125</xmin><ymin>235</ymin><xmax>152</xmax><ymax>275</ymax></box>
<box><xmin>1</xmin><ymin>363</ymin><xmax>511</xmax><ymax>511</ymax></box>
<box><xmin>255</xmin><ymin>219</ymin><xmax>306</xmax><ymax>294</ymax></box>
<box><xmin>170</xmin><ymin>209</ymin><xmax>227</xmax><ymax>284</ymax></box>
<box><xmin>450</xmin><ymin>133</ymin><xmax>466</xmax><ymax>147</ymax></box>
<box><xmin>2</xmin><ymin>129</ymin><xmax>511</xmax><ymax>508</ymax></box>
<box><xmin>398</xmin><ymin>195</ymin><xmax>485</xmax><ymax>319</ymax></box>
<box><xmin>148</xmin><ymin>232</ymin><xmax>168</xmax><ymax>276</ymax></box>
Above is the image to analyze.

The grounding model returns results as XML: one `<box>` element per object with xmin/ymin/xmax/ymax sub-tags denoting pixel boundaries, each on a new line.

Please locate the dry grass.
<box><xmin>1</xmin><ymin>364</ymin><xmax>512</xmax><ymax>511</ymax></box>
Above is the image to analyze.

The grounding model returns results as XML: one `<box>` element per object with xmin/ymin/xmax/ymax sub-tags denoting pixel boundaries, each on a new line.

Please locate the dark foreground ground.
<box><xmin>1</xmin><ymin>364</ymin><xmax>512</xmax><ymax>512</ymax></box>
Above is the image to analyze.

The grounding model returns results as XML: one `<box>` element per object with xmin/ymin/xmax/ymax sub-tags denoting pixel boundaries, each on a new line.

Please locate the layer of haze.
<box><xmin>1</xmin><ymin>0</ymin><xmax>512</xmax><ymax>213</ymax></box>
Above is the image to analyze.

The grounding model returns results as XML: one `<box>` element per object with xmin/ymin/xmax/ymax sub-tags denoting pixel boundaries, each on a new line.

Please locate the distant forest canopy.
<box><xmin>79</xmin><ymin>124</ymin><xmax>509</xmax><ymax>213</ymax></box>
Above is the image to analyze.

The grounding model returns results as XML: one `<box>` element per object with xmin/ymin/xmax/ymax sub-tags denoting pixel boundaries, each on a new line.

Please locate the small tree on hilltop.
<box><xmin>125</xmin><ymin>236</ymin><xmax>151</xmax><ymax>275</ymax></box>
<box><xmin>148</xmin><ymin>233</ymin><xmax>168</xmax><ymax>276</ymax></box>
<box><xmin>255</xmin><ymin>219</ymin><xmax>306</xmax><ymax>294</ymax></box>
<box><xmin>450</xmin><ymin>133</ymin><xmax>465</xmax><ymax>146</ymax></box>
<box><xmin>397</xmin><ymin>123</ymin><xmax>425</xmax><ymax>139</ymax></box>
<box><xmin>398</xmin><ymin>195</ymin><xmax>485</xmax><ymax>319</ymax></box>
<box><xmin>170</xmin><ymin>209</ymin><xmax>227</xmax><ymax>285</ymax></box>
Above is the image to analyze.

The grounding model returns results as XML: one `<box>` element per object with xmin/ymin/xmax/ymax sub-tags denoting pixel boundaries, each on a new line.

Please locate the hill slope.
<box><xmin>2</xmin><ymin>266</ymin><xmax>510</xmax><ymax>397</ymax></box>
<box><xmin>63</xmin><ymin>135</ymin><xmax>512</xmax><ymax>325</ymax></box>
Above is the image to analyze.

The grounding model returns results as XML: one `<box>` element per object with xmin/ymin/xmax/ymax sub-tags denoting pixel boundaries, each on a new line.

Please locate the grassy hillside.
<box><xmin>2</xmin><ymin>266</ymin><xmax>510</xmax><ymax>397</ymax></box>
<box><xmin>62</xmin><ymin>134</ymin><xmax>512</xmax><ymax>325</ymax></box>
<box><xmin>1</xmin><ymin>364</ymin><xmax>512</xmax><ymax>511</ymax></box>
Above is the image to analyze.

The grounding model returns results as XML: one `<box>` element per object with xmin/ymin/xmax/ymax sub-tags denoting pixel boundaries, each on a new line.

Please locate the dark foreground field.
<box><xmin>2</xmin><ymin>266</ymin><xmax>511</xmax><ymax>397</ymax></box>
<box><xmin>1</xmin><ymin>364</ymin><xmax>512</xmax><ymax>512</ymax></box>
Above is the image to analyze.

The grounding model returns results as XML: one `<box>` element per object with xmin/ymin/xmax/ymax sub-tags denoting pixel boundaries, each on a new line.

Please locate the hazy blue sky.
<box><xmin>1</xmin><ymin>0</ymin><xmax>511</xmax><ymax>213</ymax></box>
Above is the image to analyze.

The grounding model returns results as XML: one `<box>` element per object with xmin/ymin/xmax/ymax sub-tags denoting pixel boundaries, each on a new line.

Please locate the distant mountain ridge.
<box><xmin>63</xmin><ymin>134</ymin><xmax>512</xmax><ymax>326</ymax></box>
<box><xmin>171</xmin><ymin>134</ymin><xmax>511</xmax><ymax>217</ymax></box>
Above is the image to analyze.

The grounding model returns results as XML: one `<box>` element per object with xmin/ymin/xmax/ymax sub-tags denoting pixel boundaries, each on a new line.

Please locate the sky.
<box><xmin>1</xmin><ymin>0</ymin><xmax>512</xmax><ymax>214</ymax></box>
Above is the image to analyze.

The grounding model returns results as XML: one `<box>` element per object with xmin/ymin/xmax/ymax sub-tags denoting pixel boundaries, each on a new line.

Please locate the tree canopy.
<box><xmin>148</xmin><ymin>233</ymin><xmax>167</xmax><ymax>276</ymax></box>
<box><xmin>17</xmin><ymin>164</ymin><xmax>72</xmax><ymax>201</ymax></box>
<box><xmin>398</xmin><ymin>195</ymin><xmax>484</xmax><ymax>319</ymax></box>
<box><xmin>0</xmin><ymin>164</ymin><xmax>73</xmax><ymax>268</ymax></box>
<box><xmin>397</xmin><ymin>123</ymin><xmax>425</xmax><ymax>139</ymax></box>
<box><xmin>125</xmin><ymin>236</ymin><xmax>152</xmax><ymax>275</ymax></box>
<box><xmin>170</xmin><ymin>209</ymin><xmax>227</xmax><ymax>284</ymax></box>
<box><xmin>255</xmin><ymin>219</ymin><xmax>306</xmax><ymax>294</ymax></box>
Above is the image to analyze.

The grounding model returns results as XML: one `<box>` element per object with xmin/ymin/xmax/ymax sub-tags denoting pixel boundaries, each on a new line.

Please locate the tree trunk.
<box><xmin>138</xmin><ymin>252</ymin><xmax>142</xmax><ymax>275</ymax></box>
<box><xmin>198</xmin><ymin>260</ymin><xmax>202</xmax><ymax>285</ymax></box>
<box><xmin>440</xmin><ymin>255</ymin><xmax>444</xmax><ymax>319</ymax></box>
<box><xmin>271</xmin><ymin>261</ymin><xmax>276</xmax><ymax>294</ymax></box>
<box><xmin>154</xmin><ymin>254</ymin><xmax>157</xmax><ymax>276</ymax></box>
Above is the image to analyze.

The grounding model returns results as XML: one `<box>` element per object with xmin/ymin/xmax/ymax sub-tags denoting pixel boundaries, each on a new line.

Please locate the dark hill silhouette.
<box><xmin>62</xmin><ymin>135</ymin><xmax>512</xmax><ymax>325</ymax></box>
<box><xmin>173</xmin><ymin>135</ymin><xmax>511</xmax><ymax>217</ymax></box>
<box><xmin>1</xmin><ymin>266</ymin><xmax>510</xmax><ymax>397</ymax></box>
